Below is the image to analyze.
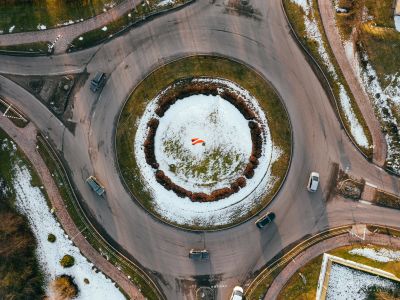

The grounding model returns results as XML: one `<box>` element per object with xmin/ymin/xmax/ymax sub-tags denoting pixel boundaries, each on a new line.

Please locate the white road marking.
<box><xmin>365</xmin><ymin>182</ymin><xmax>378</xmax><ymax>188</ymax></box>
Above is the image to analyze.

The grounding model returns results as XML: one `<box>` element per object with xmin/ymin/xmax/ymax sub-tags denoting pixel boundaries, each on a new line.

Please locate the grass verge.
<box><xmin>0</xmin><ymin>0</ymin><xmax>123</xmax><ymax>34</ymax></box>
<box><xmin>0</xmin><ymin>41</ymin><xmax>50</xmax><ymax>55</ymax></box>
<box><xmin>68</xmin><ymin>0</ymin><xmax>190</xmax><ymax>51</ymax></box>
<box><xmin>283</xmin><ymin>0</ymin><xmax>373</xmax><ymax>159</ymax></box>
<box><xmin>373</xmin><ymin>190</ymin><xmax>400</xmax><ymax>210</ymax></box>
<box><xmin>278</xmin><ymin>243</ymin><xmax>400</xmax><ymax>299</ymax></box>
<box><xmin>244</xmin><ymin>226</ymin><xmax>351</xmax><ymax>300</ymax></box>
<box><xmin>0</xmin><ymin>128</ymin><xmax>45</xmax><ymax>300</ymax></box>
<box><xmin>116</xmin><ymin>55</ymin><xmax>291</xmax><ymax>230</ymax></box>
<box><xmin>36</xmin><ymin>134</ymin><xmax>161</xmax><ymax>300</ymax></box>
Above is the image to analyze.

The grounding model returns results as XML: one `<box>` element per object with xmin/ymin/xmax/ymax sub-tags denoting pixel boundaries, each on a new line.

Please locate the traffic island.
<box><xmin>116</xmin><ymin>55</ymin><xmax>291</xmax><ymax>230</ymax></box>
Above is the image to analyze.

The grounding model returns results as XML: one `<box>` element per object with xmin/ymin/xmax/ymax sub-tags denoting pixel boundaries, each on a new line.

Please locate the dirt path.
<box><xmin>264</xmin><ymin>226</ymin><xmax>400</xmax><ymax>299</ymax></box>
<box><xmin>0</xmin><ymin>117</ymin><xmax>144</xmax><ymax>300</ymax></box>
<box><xmin>318</xmin><ymin>0</ymin><xmax>387</xmax><ymax>167</ymax></box>
<box><xmin>0</xmin><ymin>0</ymin><xmax>136</xmax><ymax>53</ymax></box>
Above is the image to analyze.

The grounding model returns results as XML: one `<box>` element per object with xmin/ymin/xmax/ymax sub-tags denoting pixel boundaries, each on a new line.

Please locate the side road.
<box><xmin>0</xmin><ymin>116</ymin><xmax>144</xmax><ymax>300</ymax></box>
<box><xmin>264</xmin><ymin>225</ymin><xmax>400</xmax><ymax>299</ymax></box>
<box><xmin>318</xmin><ymin>0</ymin><xmax>387</xmax><ymax>167</ymax></box>
<box><xmin>0</xmin><ymin>0</ymin><xmax>136</xmax><ymax>53</ymax></box>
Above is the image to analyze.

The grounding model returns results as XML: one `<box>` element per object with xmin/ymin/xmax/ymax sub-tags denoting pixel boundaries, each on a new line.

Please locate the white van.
<box><xmin>307</xmin><ymin>172</ymin><xmax>320</xmax><ymax>192</ymax></box>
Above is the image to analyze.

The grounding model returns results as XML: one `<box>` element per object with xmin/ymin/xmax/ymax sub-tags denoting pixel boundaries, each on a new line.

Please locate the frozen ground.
<box><xmin>289</xmin><ymin>0</ymin><xmax>370</xmax><ymax>150</ymax></box>
<box><xmin>395</xmin><ymin>16</ymin><xmax>400</xmax><ymax>32</ymax></box>
<box><xmin>344</xmin><ymin>40</ymin><xmax>400</xmax><ymax>173</ymax></box>
<box><xmin>326</xmin><ymin>263</ymin><xmax>399</xmax><ymax>299</ymax></box>
<box><xmin>349</xmin><ymin>247</ymin><xmax>400</xmax><ymax>263</ymax></box>
<box><xmin>13</xmin><ymin>165</ymin><xmax>125</xmax><ymax>300</ymax></box>
<box><xmin>155</xmin><ymin>94</ymin><xmax>252</xmax><ymax>192</ymax></box>
<box><xmin>135</xmin><ymin>78</ymin><xmax>280</xmax><ymax>226</ymax></box>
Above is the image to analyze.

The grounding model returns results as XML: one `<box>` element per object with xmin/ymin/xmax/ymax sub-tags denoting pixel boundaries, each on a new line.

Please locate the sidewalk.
<box><xmin>0</xmin><ymin>116</ymin><xmax>144</xmax><ymax>300</ymax></box>
<box><xmin>318</xmin><ymin>0</ymin><xmax>387</xmax><ymax>167</ymax></box>
<box><xmin>0</xmin><ymin>0</ymin><xmax>135</xmax><ymax>53</ymax></box>
<box><xmin>264</xmin><ymin>227</ymin><xmax>400</xmax><ymax>299</ymax></box>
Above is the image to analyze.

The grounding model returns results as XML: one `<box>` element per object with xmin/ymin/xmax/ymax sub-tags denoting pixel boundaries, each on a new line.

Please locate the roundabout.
<box><xmin>116</xmin><ymin>56</ymin><xmax>291</xmax><ymax>229</ymax></box>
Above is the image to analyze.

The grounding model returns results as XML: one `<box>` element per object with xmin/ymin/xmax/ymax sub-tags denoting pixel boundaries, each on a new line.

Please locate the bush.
<box><xmin>60</xmin><ymin>255</ymin><xmax>75</xmax><ymax>268</ymax></box>
<box><xmin>47</xmin><ymin>233</ymin><xmax>56</xmax><ymax>243</ymax></box>
<box><xmin>52</xmin><ymin>275</ymin><xmax>78</xmax><ymax>299</ymax></box>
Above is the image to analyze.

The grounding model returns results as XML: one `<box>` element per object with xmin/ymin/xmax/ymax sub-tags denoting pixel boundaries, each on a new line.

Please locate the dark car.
<box><xmin>255</xmin><ymin>212</ymin><xmax>276</xmax><ymax>229</ymax></box>
<box><xmin>90</xmin><ymin>72</ymin><xmax>106</xmax><ymax>92</ymax></box>
<box><xmin>189</xmin><ymin>249</ymin><xmax>209</xmax><ymax>261</ymax></box>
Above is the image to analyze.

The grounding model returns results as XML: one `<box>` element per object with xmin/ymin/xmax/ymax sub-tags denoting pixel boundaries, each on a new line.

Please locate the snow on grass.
<box><xmin>13</xmin><ymin>165</ymin><xmax>125</xmax><ymax>300</ymax></box>
<box><xmin>349</xmin><ymin>247</ymin><xmax>400</xmax><ymax>263</ymax></box>
<box><xmin>346</xmin><ymin>42</ymin><xmax>400</xmax><ymax>172</ymax></box>
<box><xmin>37</xmin><ymin>24</ymin><xmax>47</xmax><ymax>30</ymax></box>
<box><xmin>157</xmin><ymin>0</ymin><xmax>175</xmax><ymax>7</ymax></box>
<box><xmin>155</xmin><ymin>94</ymin><xmax>252</xmax><ymax>192</ymax></box>
<box><xmin>289</xmin><ymin>0</ymin><xmax>370</xmax><ymax>150</ymax></box>
<box><xmin>8</xmin><ymin>25</ymin><xmax>15</xmax><ymax>33</ymax></box>
<box><xmin>338</xmin><ymin>84</ymin><xmax>369</xmax><ymax>148</ymax></box>
<box><xmin>395</xmin><ymin>16</ymin><xmax>400</xmax><ymax>32</ymax></box>
<box><xmin>135</xmin><ymin>78</ymin><xmax>280</xmax><ymax>226</ymax></box>
<box><xmin>326</xmin><ymin>262</ymin><xmax>399</xmax><ymax>299</ymax></box>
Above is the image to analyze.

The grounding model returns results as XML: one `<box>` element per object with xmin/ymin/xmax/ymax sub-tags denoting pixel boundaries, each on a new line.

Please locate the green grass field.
<box><xmin>0</xmin><ymin>0</ymin><xmax>122</xmax><ymax>33</ymax></box>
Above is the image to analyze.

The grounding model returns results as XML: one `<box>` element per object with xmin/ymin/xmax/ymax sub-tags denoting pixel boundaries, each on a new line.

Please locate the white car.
<box><xmin>307</xmin><ymin>172</ymin><xmax>320</xmax><ymax>192</ymax></box>
<box><xmin>229</xmin><ymin>286</ymin><xmax>243</xmax><ymax>300</ymax></box>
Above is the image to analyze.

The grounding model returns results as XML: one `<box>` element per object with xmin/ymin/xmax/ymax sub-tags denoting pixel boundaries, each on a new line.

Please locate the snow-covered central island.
<box><xmin>134</xmin><ymin>78</ymin><xmax>282</xmax><ymax>227</ymax></box>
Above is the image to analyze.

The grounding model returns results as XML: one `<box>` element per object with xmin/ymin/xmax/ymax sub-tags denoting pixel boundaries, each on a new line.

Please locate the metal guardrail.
<box><xmin>245</xmin><ymin>225</ymin><xmax>352</xmax><ymax>299</ymax></box>
<box><xmin>37</xmin><ymin>134</ymin><xmax>165</xmax><ymax>300</ymax></box>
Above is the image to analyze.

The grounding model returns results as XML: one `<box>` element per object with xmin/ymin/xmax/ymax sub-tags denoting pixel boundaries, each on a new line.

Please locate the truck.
<box><xmin>86</xmin><ymin>176</ymin><xmax>105</xmax><ymax>196</ymax></box>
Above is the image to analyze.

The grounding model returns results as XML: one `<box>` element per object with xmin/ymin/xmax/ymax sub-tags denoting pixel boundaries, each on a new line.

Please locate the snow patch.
<box><xmin>9</xmin><ymin>25</ymin><xmax>15</xmax><ymax>33</ymax></box>
<box><xmin>37</xmin><ymin>24</ymin><xmax>47</xmax><ymax>30</ymax></box>
<box><xmin>395</xmin><ymin>16</ymin><xmax>400</xmax><ymax>32</ymax></box>
<box><xmin>326</xmin><ymin>262</ymin><xmax>398</xmax><ymax>299</ymax></box>
<box><xmin>157</xmin><ymin>0</ymin><xmax>175</xmax><ymax>6</ymax></box>
<box><xmin>13</xmin><ymin>165</ymin><xmax>125</xmax><ymax>300</ymax></box>
<box><xmin>349</xmin><ymin>247</ymin><xmax>400</xmax><ymax>263</ymax></box>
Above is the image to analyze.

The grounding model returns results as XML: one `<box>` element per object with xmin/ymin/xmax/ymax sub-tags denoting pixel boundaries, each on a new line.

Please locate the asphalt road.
<box><xmin>0</xmin><ymin>0</ymin><xmax>399</xmax><ymax>299</ymax></box>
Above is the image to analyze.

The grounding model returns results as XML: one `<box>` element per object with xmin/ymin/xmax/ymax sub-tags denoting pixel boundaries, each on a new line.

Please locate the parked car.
<box><xmin>90</xmin><ymin>72</ymin><xmax>106</xmax><ymax>92</ymax></box>
<box><xmin>255</xmin><ymin>212</ymin><xmax>276</xmax><ymax>229</ymax></box>
<box><xmin>229</xmin><ymin>286</ymin><xmax>243</xmax><ymax>300</ymax></box>
<box><xmin>307</xmin><ymin>172</ymin><xmax>320</xmax><ymax>192</ymax></box>
<box><xmin>189</xmin><ymin>249</ymin><xmax>209</xmax><ymax>261</ymax></box>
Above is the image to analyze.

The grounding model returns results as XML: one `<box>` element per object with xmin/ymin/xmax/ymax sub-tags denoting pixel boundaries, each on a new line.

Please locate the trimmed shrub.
<box><xmin>52</xmin><ymin>275</ymin><xmax>78</xmax><ymax>299</ymax></box>
<box><xmin>47</xmin><ymin>233</ymin><xmax>56</xmax><ymax>243</ymax></box>
<box><xmin>60</xmin><ymin>254</ymin><xmax>75</xmax><ymax>268</ymax></box>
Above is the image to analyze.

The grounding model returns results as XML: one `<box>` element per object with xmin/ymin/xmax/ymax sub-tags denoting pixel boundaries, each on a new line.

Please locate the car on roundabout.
<box><xmin>189</xmin><ymin>249</ymin><xmax>209</xmax><ymax>261</ymax></box>
<box><xmin>307</xmin><ymin>171</ymin><xmax>320</xmax><ymax>192</ymax></box>
<box><xmin>229</xmin><ymin>286</ymin><xmax>244</xmax><ymax>300</ymax></box>
<box><xmin>255</xmin><ymin>212</ymin><xmax>276</xmax><ymax>229</ymax></box>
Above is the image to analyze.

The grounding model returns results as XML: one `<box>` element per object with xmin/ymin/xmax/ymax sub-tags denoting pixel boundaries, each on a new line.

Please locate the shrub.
<box><xmin>60</xmin><ymin>254</ymin><xmax>75</xmax><ymax>268</ymax></box>
<box><xmin>52</xmin><ymin>275</ymin><xmax>78</xmax><ymax>299</ymax></box>
<box><xmin>83</xmin><ymin>278</ymin><xmax>90</xmax><ymax>284</ymax></box>
<box><xmin>47</xmin><ymin>233</ymin><xmax>56</xmax><ymax>243</ymax></box>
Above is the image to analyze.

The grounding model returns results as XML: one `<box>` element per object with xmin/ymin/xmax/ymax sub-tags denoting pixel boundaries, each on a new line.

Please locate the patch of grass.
<box><xmin>0</xmin><ymin>129</ymin><xmax>45</xmax><ymax>300</ymax></box>
<box><xmin>116</xmin><ymin>55</ymin><xmax>291</xmax><ymax>230</ymax></box>
<box><xmin>277</xmin><ymin>255</ymin><xmax>323</xmax><ymax>300</ymax></box>
<box><xmin>0</xmin><ymin>0</ymin><xmax>123</xmax><ymax>33</ymax></box>
<box><xmin>329</xmin><ymin>245</ymin><xmax>400</xmax><ymax>277</ymax></box>
<box><xmin>36</xmin><ymin>135</ymin><xmax>160</xmax><ymax>300</ymax></box>
<box><xmin>69</xmin><ymin>0</ymin><xmax>189</xmax><ymax>51</ymax></box>
<box><xmin>373</xmin><ymin>190</ymin><xmax>400</xmax><ymax>209</ymax></box>
<box><xmin>0</xmin><ymin>41</ymin><xmax>50</xmax><ymax>54</ymax></box>
<box><xmin>283</xmin><ymin>0</ymin><xmax>373</xmax><ymax>159</ymax></box>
